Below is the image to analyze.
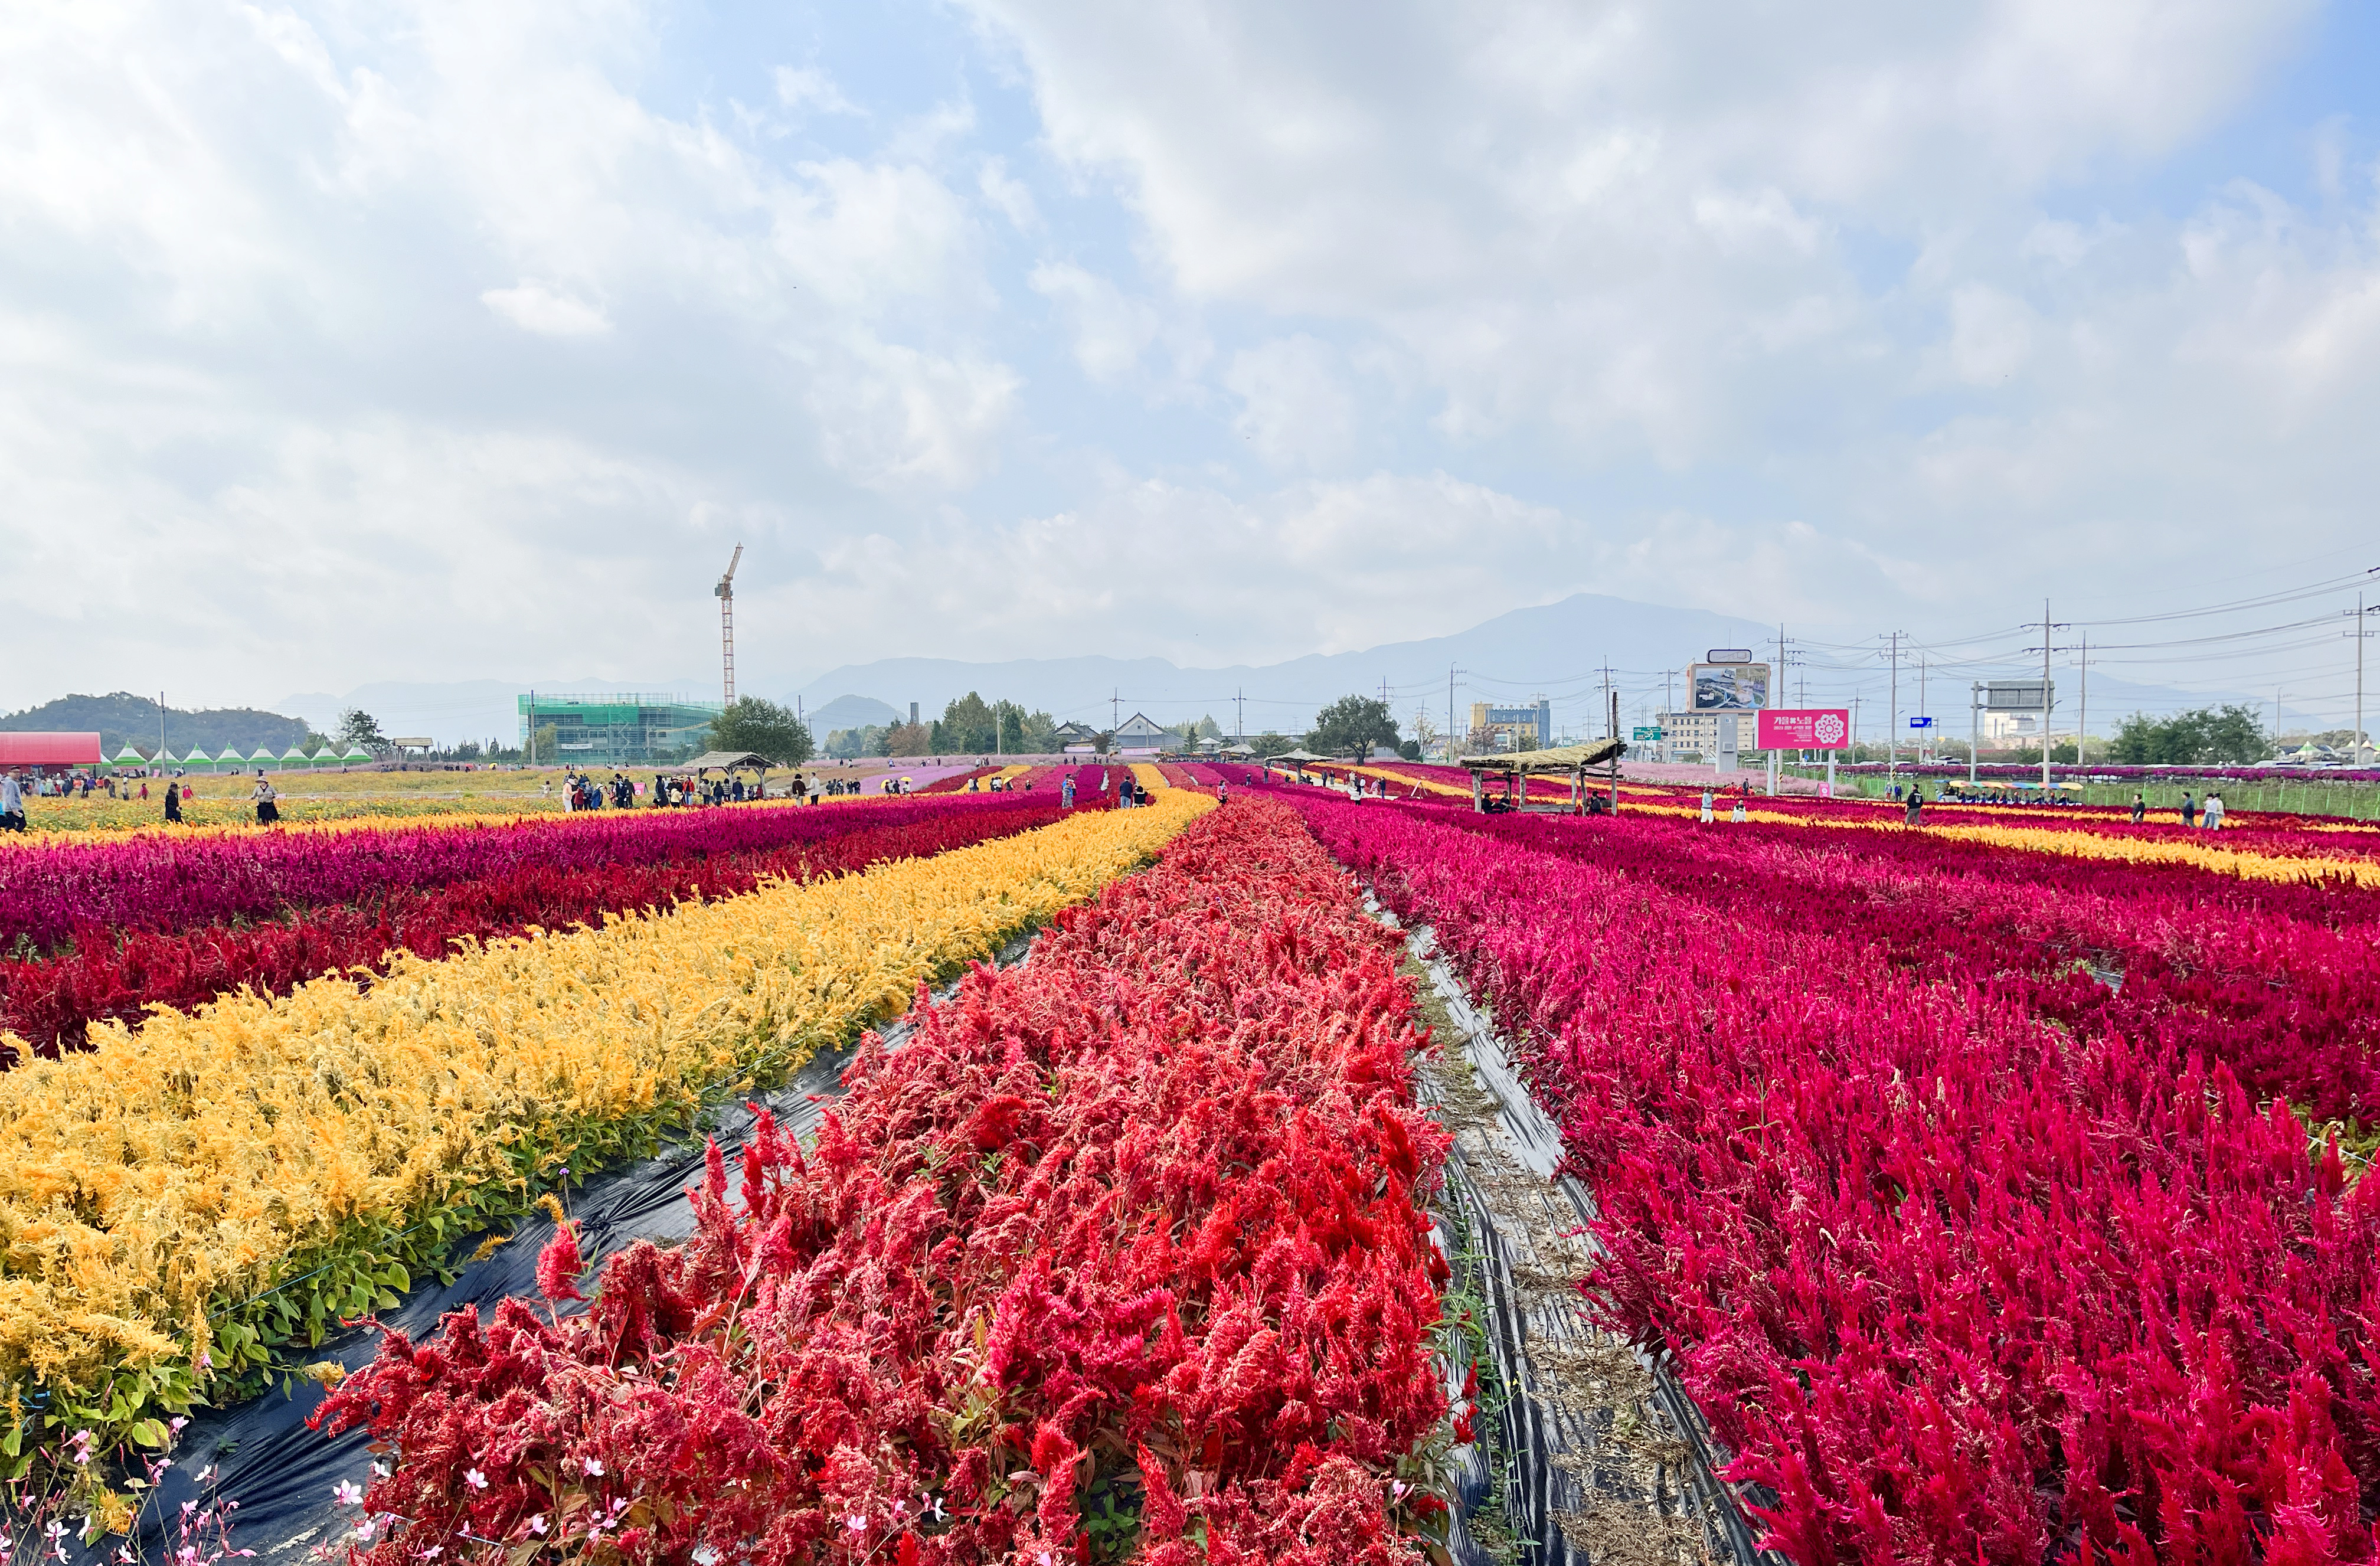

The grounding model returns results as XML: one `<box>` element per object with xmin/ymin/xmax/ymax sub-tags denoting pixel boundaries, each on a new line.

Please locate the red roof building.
<box><xmin>0</xmin><ymin>732</ymin><xmax>105</xmax><ymax>767</ymax></box>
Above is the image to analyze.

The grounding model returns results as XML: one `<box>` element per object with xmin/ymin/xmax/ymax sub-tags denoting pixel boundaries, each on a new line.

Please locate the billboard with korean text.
<box><xmin>1755</xmin><ymin>708</ymin><xmax>1852</xmax><ymax>749</ymax></box>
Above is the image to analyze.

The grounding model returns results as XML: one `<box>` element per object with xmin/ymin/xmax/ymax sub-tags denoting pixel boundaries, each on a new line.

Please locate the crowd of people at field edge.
<box><xmin>0</xmin><ymin>758</ymin><xmax>1210</xmax><ymax>833</ymax></box>
<box><xmin>1685</xmin><ymin>777</ymin><xmax>2232</xmax><ymax>831</ymax></box>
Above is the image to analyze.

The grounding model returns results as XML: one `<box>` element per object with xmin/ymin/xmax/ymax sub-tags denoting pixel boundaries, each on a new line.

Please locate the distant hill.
<box><xmin>804</xmin><ymin>694</ymin><xmax>903</xmax><ymax>733</ymax></box>
<box><xmin>0</xmin><ymin>692</ymin><xmax>312</xmax><ymax>757</ymax></box>
<box><xmin>790</xmin><ymin>593</ymin><xmax>1780</xmax><ymax>738</ymax></box>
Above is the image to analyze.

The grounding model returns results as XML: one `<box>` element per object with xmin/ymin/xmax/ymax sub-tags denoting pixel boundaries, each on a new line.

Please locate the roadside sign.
<box><xmin>1908</xmin><ymin>716</ymin><xmax>1934</xmax><ymax>730</ymax></box>
<box><xmin>1632</xmin><ymin>726</ymin><xmax>1663</xmax><ymax>742</ymax></box>
<box><xmin>1755</xmin><ymin>708</ymin><xmax>1852</xmax><ymax>750</ymax></box>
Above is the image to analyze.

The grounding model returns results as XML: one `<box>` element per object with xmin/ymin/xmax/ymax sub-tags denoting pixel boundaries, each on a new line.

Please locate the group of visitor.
<box><xmin>1698</xmin><ymin>784</ymin><xmax>1756</xmax><ymax>824</ymax></box>
<box><xmin>650</xmin><ymin>772</ymin><xmax>753</xmax><ymax>807</ymax></box>
<box><xmin>2160</xmin><ymin>791</ymin><xmax>2227</xmax><ymax>829</ymax></box>
<box><xmin>551</xmin><ymin>772</ymin><xmax>638</xmax><ymax>811</ymax></box>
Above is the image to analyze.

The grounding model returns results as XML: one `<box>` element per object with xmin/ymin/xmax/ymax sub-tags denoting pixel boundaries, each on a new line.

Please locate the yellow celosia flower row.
<box><xmin>14</xmin><ymin>793</ymin><xmax>568</xmax><ymax>837</ymax></box>
<box><xmin>1129</xmin><ymin>763</ymin><xmax>1171</xmax><ymax>793</ymax></box>
<box><xmin>0</xmin><ymin>790</ymin><xmax>1214</xmax><ymax>1458</ymax></box>
<box><xmin>1629</xmin><ymin>796</ymin><xmax>2380</xmax><ymax>887</ymax></box>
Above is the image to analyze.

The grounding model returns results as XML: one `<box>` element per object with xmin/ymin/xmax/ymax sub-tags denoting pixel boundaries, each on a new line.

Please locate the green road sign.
<box><xmin>1632</xmin><ymin>726</ymin><xmax>1663</xmax><ymax>742</ymax></box>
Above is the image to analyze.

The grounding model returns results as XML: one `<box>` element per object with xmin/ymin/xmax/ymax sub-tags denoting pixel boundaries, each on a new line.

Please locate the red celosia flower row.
<box><xmin>1405</xmin><ymin>805</ymin><xmax>2380</xmax><ymax>1121</ymax></box>
<box><xmin>2</xmin><ymin>801</ymin><xmax>1071</xmax><ymax>1060</ymax></box>
<box><xmin>314</xmin><ymin>797</ymin><xmax>1457</xmax><ymax>1565</ymax></box>
<box><xmin>1299</xmin><ymin>795</ymin><xmax>2380</xmax><ymax>1563</ymax></box>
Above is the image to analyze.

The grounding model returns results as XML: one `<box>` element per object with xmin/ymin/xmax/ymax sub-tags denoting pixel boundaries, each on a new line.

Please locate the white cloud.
<box><xmin>774</xmin><ymin>66</ymin><xmax>861</xmax><ymax>119</ymax></box>
<box><xmin>962</xmin><ymin>0</ymin><xmax>2320</xmax><ymax>460</ymax></box>
<box><xmin>1944</xmin><ymin>285</ymin><xmax>2036</xmax><ymax>384</ymax></box>
<box><xmin>1224</xmin><ymin>335</ymin><xmax>1357</xmax><ymax>470</ymax></box>
<box><xmin>1029</xmin><ymin>261</ymin><xmax>1158</xmax><ymax>382</ymax></box>
<box><xmin>481</xmin><ymin>281</ymin><xmax>611</xmax><ymax>336</ymax></box>
<box><xmin>3</xmin><ymin>0</ymin><xmax>2376</xmax><ymax>724</ymax></box>
<box><xmin>978</xmin><ymin>155</ymin><xmax>1039</xmax><ymax>230</ymax></box>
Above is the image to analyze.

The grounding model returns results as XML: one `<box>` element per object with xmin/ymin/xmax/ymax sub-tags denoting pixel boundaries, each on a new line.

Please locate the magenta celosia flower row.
<box><xmin>1298</xmin><ymin>795</ymin><xmax>2380</xmax><ymax>1563</ymax></box>
<box><xmin>314</xmin><ymin>797</ymin><xmax>1458</xmax><ymax>1566</ymax></box>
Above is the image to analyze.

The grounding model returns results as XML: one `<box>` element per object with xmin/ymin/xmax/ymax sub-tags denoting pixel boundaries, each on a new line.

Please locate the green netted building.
<box><xmin>518</xmin><ymin>692</ymin><xmax>723</xmax><ymax>765</ymax></box>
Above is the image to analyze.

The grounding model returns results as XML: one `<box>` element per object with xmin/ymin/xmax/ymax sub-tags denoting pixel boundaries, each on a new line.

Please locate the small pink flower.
<box><xmin>583</xmin><ymin>1458</ymin><xmax>603</xmax><ymax>1477</ymax></box>
<box><xmin>332</xmin><ymin>1482</ymin><xmax>364</xmax><ymax>1509</ymax></box>
<box><xmin>463</xmin><ymin>1469</ymin><xmax>488</xmax><ymax>1492</ymax></box>
<box><xmin>845</xmin><ymin>1515</ymin><xmax>867</xmax><ymax>1535</ymax></box>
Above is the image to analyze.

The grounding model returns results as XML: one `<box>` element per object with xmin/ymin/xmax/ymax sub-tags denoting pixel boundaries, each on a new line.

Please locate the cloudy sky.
<box><xmin>4</xmin><ymin>0</ymin><xmax>2378</xmax><ymax>718</ymax></box>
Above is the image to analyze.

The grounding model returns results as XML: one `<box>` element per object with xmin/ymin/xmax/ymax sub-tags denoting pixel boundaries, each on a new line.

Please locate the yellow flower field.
<box><xmin>1623</xmin><ymin>796</ymin><xmax>2380</xmax><ymax>887</ymax></box>
<box><xmin>0</xmin><ymin>790</ymin><xmax>1212</xmax><ymax>1465</ymax></box>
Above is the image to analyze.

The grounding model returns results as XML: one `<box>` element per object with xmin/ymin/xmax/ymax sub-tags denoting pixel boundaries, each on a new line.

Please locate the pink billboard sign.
<box><xmin>1756</xmin><ymin>708</ymin><xmax>1851</xmax><ymax>749</ymax></box>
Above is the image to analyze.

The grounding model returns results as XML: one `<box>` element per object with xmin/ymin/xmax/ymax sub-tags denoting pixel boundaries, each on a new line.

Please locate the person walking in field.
<box><xmin>2180</xmin><ymin>792</ymin><xmax>2198</xmax><ymax>828</ymax></box>
<box><xmin>2131</xmin><ymin>793</ymin><xmax>2146</xmax><ymax>824</ymax></box>
<box><xmin>2204</xmin><ymin>792</ymin><xmax>2224</xmax><ymax>829</ymax></box>
<box><xmin>1700</xmin><ymin>788</ymin><xmax>1715</xmax><ymax>823</ymax></box>
<box><xmin>1904</xmin><ymin>784</ymin><xmax>1924</xmax><ymax>826</ymax></box>
<box><xmin>1729</xmin><ymin>796</ymin><xmax>1746</xmax><ymax>823</ymax></box>
<box><xmin>251</xmin><ymin>771</ymin><xmax>279</xmax><ymax>826</ymax></box>
<box><xmin>1061</xmin><ymin>774</ymin><xmax>1075</xmax><ymax>809</ymax></box>
<box><xmin>0</xmin><ymin>770</ymin><xmax>24</xmax><ymax>833</ymax></box>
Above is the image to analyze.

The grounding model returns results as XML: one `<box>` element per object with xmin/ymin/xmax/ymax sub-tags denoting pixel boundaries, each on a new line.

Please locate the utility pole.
<box><xmin>1112</xmin><ymin>688</ymin><xmax>1120</xmax><ymax>736</ymax></box>
<box><xmin>1918</xmin><ymin>655</ymin><xmax>1927</xmax><ymax>764</ymax></box>
<box><xmin>527</xmin><ymin>689</ymin><xmax>535</xmax><ymax>766</ymax></box>
<box><xmin>2041</xmin><ymin>597</ymin><xmax>2054</xmax><ymax>793</ymax></box>
<box><xmin>1970</xmin><ymin>682</ymin><xmax>1981</xmax><ymax>790</ymax></box>
<box><xmin>2077</xmin><ymin>633</ymin><xmax>2087</xmax><ymax>769</ymax></box>
<box><xmin>1609</xmin><ymin>689</ymin><xmax>1621</xmax><ymax>810</ymax></box>
<box><xmin>2352</xmin><ymin>594</ymin><xmax>2375</xmax><ymax>765</ymax></box>
<box><xmin>157</xmin><ymin>692</ymin><xmax>166</xmax><ymax>769</ymax></box>
<box><xmin>1887</xmin><ymin>632</ymin><xmax>1902</xmax><ymax>777</ymax></box>
<box><xmin>1447</xmin><ymin>665</ymin><xmax>1460</xmax><ymax>760</ymax></box>
<box><xmin>1235</xmin><ymin>688</ymin><xmax>1245</xmax><ymax>743</ymax></box>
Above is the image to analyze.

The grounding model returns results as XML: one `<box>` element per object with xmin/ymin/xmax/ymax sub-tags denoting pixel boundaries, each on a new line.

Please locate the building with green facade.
<box><xmin>517</xmin><ymin>692</ymin><xmax>724</xmax><ymax>765</ymax></box>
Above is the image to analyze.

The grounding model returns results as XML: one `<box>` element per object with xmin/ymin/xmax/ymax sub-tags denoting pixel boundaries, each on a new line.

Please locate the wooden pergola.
<box><xmin>1457</xmin><ymin>737</ymin><xmax>1627</xmax><ymax>815</ymax></box>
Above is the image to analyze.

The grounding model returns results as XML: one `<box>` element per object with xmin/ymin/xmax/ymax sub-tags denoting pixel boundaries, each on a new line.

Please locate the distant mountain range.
<box><xmin>213</xmin><ymin>591</ymin><xmax>2329</xmax><ymax>748</ymax></box>
<box><xmin>789</xmin><ymin>594</ymin><xmax>1781</xmax><ymax>740</ymax></box>
<box><xmin>0</xmin><ymin>692</ymin><xmax>312</xmax><ymax>756</ymax></box>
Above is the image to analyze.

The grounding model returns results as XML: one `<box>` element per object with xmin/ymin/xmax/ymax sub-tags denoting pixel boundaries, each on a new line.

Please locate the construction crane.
<box><xmin>715</xmin><ymin>544</ymin><xmax>743</xmax><ymax>705</ymax></box>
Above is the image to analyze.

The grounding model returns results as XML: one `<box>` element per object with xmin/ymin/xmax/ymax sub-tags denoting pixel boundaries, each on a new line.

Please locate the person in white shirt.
<box><xmin>2204</xmin><ymin>792</ymin><xmax>2225</xmax><ymax>829</ymax></box>
<box><xmin>0</xmin><ymin>770</ymin><xmax>24</xmax><ymax>832</ymax></box>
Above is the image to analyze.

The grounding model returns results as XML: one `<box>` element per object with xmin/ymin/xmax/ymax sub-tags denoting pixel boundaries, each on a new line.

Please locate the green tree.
<box><xmin>707</xmin><ymin>697</ymin><xmax>814</xmax><ymax>766</ymax></box>
<box><xmin>1093</xmin><ymin>730</ymin><xmax>1113</xmax><ymax>756</ymax></box>
<box><xmin>936</xmin><ymin>692</ymin><xmax>998</xmax><ymax>753</ymax></box>
<box><xmin>2109</xmin><ymin>705</ymin><xmax>2267</xmax><ymax>766</ymax></box>
<box><xmin>337</xmin><ymin>708</ymin><xmax>387</xmax><ymax>750</ymax></box>
<box><xmin>1307</xmin><ymin>695</ymin><xmax>1400</xmax><ymax>759</ymax></box>
<box><xmin>1247</xmin><ymin>731</ymin><xmax>1298</xmax><ymax>759</ymax></box>
<box><xmin>885</xmin><ymin>721</ymin><xmax>932</xmax><ymax>757</ymax></box>
<box><xmin>1019</xmin><ymin>709</ymin><xmax>1058</xmax><ymax>753</ymax></box>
